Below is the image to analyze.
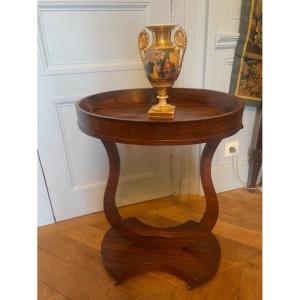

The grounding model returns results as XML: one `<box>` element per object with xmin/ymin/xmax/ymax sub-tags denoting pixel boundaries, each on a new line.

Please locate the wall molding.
<box><xmin>38</xmin><ymin>1</ymin><xmax>152</xmax><ymax>75</ymax></box>
<box><xmin>215</xmin><ymin>32</ymin><xmax>239</xmax><ymax>49</ymax></box>
<box><xmin>49</xmin><ymin>96</ymin><xmax>157</xmax><ymax>194</ymax></box>
<box><xmin>72</xmin><ymin>171</ymin><xmax>157</xmax><ymax>194</ymax></box>
<box><xmin>180</xmin><ymin>145</ymin><xmax>201</xmax><ymax>195</ymax></box>
<box><xmin>38</xmin><ymin>1</ymin><xmax>153</xmax><ymax>11</ymax></box>
<box><xmin>40</xmin><ymin>61</ymin><xmax>144</xmax><ymax>76</ymax></box>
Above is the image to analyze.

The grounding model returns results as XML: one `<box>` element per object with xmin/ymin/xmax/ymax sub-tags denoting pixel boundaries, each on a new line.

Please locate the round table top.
<box><xmin>76</xmin><ymin>88</ymin><xmax>244</xmax><ymax>145</ymax></box>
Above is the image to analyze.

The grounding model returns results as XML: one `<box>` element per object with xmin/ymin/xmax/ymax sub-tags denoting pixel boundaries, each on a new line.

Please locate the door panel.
<box><xmin>38</xmin><ymin>0</ymin><xmax>173</xmax><ymax>221</ymax></box>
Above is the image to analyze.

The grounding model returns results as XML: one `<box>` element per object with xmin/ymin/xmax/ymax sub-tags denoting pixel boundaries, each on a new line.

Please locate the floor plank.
<box><xmin>38</xmin><ymin>281</ymin><xmax>70</xmax><ymax>300</ymax></box>
<box><xmin>38</xmin><ymin>188</ymin><xmax>262</xmax><ymax>300</ymax></box>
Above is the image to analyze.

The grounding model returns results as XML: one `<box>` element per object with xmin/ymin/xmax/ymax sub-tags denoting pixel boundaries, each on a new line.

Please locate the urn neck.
<box><xmin>146</xmin><ymin>24</ymin><xmax>177</xmax><ymax>46</ymax></box>
<box><xmin>153</xmin><ymin>31</ymin><xmax>171</xmax><ymax>46</ymax></box>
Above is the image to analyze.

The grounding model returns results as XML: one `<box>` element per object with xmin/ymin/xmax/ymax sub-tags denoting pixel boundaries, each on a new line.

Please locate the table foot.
<box><xmin>101</xmin><ymin>228</ymin><xmax>221</xmax><ymax>289</ymax></box>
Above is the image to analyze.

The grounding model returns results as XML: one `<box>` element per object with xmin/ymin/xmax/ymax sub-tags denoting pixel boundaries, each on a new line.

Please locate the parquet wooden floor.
<box><xmin>38</xmin><ymin>189</ymin><xmax>262</xmax><ymax>300</ymax></box>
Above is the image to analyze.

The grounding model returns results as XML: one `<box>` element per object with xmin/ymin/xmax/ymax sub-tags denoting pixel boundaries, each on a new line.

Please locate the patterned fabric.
<box><xmin>230</xmin><ymin>0</ymin><xmax>262</xmax><ymax>102</ymax></box>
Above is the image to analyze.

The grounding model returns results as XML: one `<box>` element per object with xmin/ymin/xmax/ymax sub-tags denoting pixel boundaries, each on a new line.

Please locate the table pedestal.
<box><xmin>100</xmin><ymin>139</ymin><xmax>222</xmax><ymax>290</ymax></box>
<box><xmin>102</xmin><ymin>229</ymin><xmax>220</xmax><ymax>290</ymax></box>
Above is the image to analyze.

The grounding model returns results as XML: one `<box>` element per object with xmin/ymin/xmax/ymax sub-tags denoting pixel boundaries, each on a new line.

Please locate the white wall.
<box><xmin>203</xmin><ymin>0</ymin><xmax>260</xmax><ymax>192</ymax></box>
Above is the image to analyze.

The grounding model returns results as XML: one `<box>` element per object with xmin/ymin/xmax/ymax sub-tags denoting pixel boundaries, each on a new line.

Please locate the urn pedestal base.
<box><xmin>148</xmin><ymin>105</ymin><xmax>175</xmax><ymax>119</ymax></box>
<box><xmin>148</xmin><ymin>89</ymin><xmax>175</xmax><ymax>119</ymax></box>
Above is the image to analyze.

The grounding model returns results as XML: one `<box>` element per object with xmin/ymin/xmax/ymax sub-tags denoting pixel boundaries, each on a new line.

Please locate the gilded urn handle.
<box><xmin>138</xmin><ymin>29</ymin><xmax>150</xmax><ymax>62</ymax></box>
<box><xmin>174</xmin><ymin>27</ymin><xmax>187</xmax><ymax>80</ymax></box>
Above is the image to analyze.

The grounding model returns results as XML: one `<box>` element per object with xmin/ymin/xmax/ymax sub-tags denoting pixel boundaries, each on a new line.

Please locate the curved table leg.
<box><xmin>100</xmin><ymin>139</ymin><xmax>222</xmax><ymax>289</ymax></box>
<box><xmin>101</xmin><ymin>140</ymin><xmax>122</xmax><ymax>227</ymax></box>
<box><xmin>198</xmin><ymin>139</ymin><xmax>222</xmax><ymax>231</ymax></box>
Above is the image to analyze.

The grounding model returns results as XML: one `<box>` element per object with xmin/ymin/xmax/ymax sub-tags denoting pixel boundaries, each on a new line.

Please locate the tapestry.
<box><xmin>229</xmin><ymin>0</ymin><xmax>262</xmax><ymax>102</ymax></box>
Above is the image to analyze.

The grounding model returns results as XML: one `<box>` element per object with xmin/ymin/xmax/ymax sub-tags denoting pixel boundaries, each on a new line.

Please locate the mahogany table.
<box><xmin>76</xmin><ymin>88</ymin><xmax>244</xmax><ymax>289</ymax></box>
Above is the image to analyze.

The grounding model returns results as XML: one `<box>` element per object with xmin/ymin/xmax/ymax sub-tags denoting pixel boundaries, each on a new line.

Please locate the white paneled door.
<box><xmin>38</xmin><ymin>0</ymin><xmax>175</xmax><ymax>221</ymax></box>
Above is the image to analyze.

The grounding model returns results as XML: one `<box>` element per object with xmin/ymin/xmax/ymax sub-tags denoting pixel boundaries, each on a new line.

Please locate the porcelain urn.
<box><xmin>138</xmin><ymin>24</ymin><xmax>187</xmax><ymax>119</ymax></box>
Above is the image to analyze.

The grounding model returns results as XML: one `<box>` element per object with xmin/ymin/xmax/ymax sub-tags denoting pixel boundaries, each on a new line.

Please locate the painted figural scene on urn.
<box><xmin>138</xmin><ymin>24</ymin><xmax>187</xmax><ymax>119</ymax></box>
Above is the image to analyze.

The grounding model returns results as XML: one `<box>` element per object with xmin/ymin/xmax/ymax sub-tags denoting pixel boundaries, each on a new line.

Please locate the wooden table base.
<box><xmin>99</xmin><ymin>139</ymin><xmax>222</xmax><ymax>290</ymax></box>
<box><xmin>76</xmin><ymin>88</ymin><xmax>245</xmax><ymax>290</ymax></box>
<box><xmin>101</xmin><ymin>228</ymin><xmax>221</xmax><ymax>290</ymax></box>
